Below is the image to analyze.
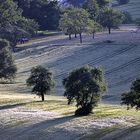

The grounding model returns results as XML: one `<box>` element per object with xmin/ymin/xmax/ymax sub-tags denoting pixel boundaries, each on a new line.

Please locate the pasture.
<box><xmin>0</xmin><ymin>29</ymin><xmax>140</xmax><ymax>139</ymax></box>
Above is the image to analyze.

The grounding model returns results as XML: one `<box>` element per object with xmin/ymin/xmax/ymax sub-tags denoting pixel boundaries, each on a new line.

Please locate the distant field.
<box><xmin>113</xmin><ymin>0</ymin><xmax>140</xmax><ymax>20</ymax></box>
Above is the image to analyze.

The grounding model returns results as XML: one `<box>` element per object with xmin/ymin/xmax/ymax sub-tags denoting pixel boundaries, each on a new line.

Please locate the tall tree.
<box><xmin>0</xmin><ymin>39</ymin><xmax>17</xmax><ymax>81</ymax></box>
<box><xmin>59</xmin><ymin>7</ymin><xmax>90</xmax><ymax>43</ymax></box>
<box><xmin>86</xmin><ymin>20</ymin><xmax>102</xmax><ymax>39</ymax></box>
<box><xmin>0</xmin><ymin>0</ymin><xmax>21</xmax><ymax>27</ymax></box>
<box><xmin>99</xmin><ymin>8</ymin><xmax>124</xmax><ymax>34</ymax></box>
<box><xmin>15</xmin><ymin>0</ymin><xmax>61</xmax><ymax>30</ymax></box>
<box><xmin>63</xmin><ymin>66</ymin><xmax>106</xmax><ymax>116</ymax></box>
<box><xmin>0</xmin><ymin>0</ymin><xmax>38</xmax><ymax>51</ymax></box>
<box><xmin>26</xmin><ymin>66</ymin><xmax>54</xmax><ymax>101</ymax></box>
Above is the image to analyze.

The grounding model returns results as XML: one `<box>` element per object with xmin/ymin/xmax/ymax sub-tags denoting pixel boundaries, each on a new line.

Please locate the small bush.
<box><xmin>75</xmin><ymin>103</ymin><xmax>93</xmax><ymax>116</ymax></box>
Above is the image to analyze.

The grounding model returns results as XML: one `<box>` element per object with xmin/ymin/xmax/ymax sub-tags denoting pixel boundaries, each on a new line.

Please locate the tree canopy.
<box><xmin>59</xmin><ymin>7</ymin><xmax>90</xmax><ymax>43</ymax></box>
<box><xmin>86</xmin><ymin>20</ymin><xmax>102</xmax><ymax>39</ymax></box>
<box><xmin>121</xmin><ymin>78</ymin><xmax>140</xmax><ymax>110</ymax></box>
<box><xmin>0</xmin><ymin>0</ymin><xmax>38</xmax><ymax>50</ymax></box>
<box><xmin>14</xmin><ymin>0</ymin><xmax>61</xmax><ymax>30</ymax></box>
<box><xmin>63</xmin><ymin>66</ymin><xmax>106</xmax><ymax>116</ymax></box>
<box><xmin>83</xmin><ymin>0</ymin><xmax>99</xmax><ymax>20</ymax></box>
<box><xmin>65</xmin><ymin>0</ymin><xmax>109</xmax><ymax>7</ymax></box>
<box><xmin>0</xmin><ymin>39</ymin><xmax>17</xmax><ymax>81</ymax></box>
<box><xmin>26</xmin><ymin>66</ymin><xmax>54</xmax><ymax>101</ymax></box>
<box><xmin>99</xmin><ymin>8</ymin><xmax>124</xmax><ymax>34</ymax></box>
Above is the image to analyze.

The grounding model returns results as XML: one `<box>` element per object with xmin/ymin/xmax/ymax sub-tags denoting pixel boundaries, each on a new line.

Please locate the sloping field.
<box><xmin>113</xmin><ymin>0</ymin><xmax>140</xmax><ymax>20</ymax></box>
<box><xmin>0</xmin><ymin>30</ymin><xmax>139</xmax><ymax>104</ymax></box>
<box><xmin>0</xmin><ymin>30</ymin><xmax>140</xmax><ymax>140</ymax></box>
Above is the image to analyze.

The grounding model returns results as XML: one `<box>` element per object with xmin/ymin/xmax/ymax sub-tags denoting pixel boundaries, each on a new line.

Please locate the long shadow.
<box><xmin>0</xmin><ymin>115</ymin><xmax>76</xmax><ymax>139</ymax></box>
<box><xmin>0</xmin><ymin>101</ymin><xmax>35</xmax><ymax>110</ymax></box>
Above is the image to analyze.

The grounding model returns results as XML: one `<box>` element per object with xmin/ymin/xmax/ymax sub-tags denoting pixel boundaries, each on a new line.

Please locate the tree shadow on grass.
<box><xmin>0</xmin><ymin>114</ymin><xmax>76</xmax><ymax>140</ymax></box>
<box><xmin>0</xmin><ymin>101</ymin><xmax>36</xmax><ymax>110</ymax></box>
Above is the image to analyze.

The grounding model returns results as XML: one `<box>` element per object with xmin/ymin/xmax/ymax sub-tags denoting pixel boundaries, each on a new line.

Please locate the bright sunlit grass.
<box><xmin>0</xmin><ymin>91</ymin><xmax>140</xmax><ymax>124</ymax></box>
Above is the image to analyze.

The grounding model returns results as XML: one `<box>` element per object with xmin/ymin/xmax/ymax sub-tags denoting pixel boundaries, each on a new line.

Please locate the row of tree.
<box><xmin>59</xmin><ymin>0</ymin><xmax>124</xmax><ymax>43</ymax></box>
<box><xmin>0</xmin><ymin>0</ymin><xmax>130</xmax><ymax>49</ymax></box>
<box><xmin>26</xmin><ymin>64</ymin><xmax>140</xmax><ymax>116</ymax></box>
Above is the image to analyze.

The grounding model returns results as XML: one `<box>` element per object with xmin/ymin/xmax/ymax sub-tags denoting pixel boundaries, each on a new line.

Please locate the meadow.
<box><xmin>0</xmin><ymin>28</ymin><xmax>140</xmax><ymax>139</ymax></box>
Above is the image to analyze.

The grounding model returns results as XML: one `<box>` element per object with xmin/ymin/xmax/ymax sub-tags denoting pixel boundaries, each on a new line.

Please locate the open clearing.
<box><xmin>0</xmin><ymin>29</ymin><xmax>140</xmax><ymax>139</ymax></box>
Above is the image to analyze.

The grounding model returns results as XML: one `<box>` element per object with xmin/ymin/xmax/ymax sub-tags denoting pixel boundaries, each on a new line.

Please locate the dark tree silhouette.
<box><xmin>27</xmin><ymin>66</ymin><xmax>54</xmax><ymax>101</ymax></box>
<box><xmin>63</xmin><ymin>66</ymin><xmax>106</xmax><ymax>116</ymax></box>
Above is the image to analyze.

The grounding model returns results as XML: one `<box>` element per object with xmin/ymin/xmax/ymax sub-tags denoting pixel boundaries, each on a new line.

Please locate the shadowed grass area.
<box><xmin>25</xmin><ymin>100</ymin><xmax>140</xmax><ymax>123</ymax></box>
<box><xmin>81</xmin><ymin>124</ymin><xmax>140</xmax><ymax>140</ymax></box>
<box><xmin>80</xmin><ymin>125</ymin><xmax>121</xmax><ymax>140</ymax></box>
<box><xmin>0</xmin><ymin>92</ymin><xmax>140</xmax><ymax>140</ymax></box>
<box><xmin>0</xmin><ymin>92</ymin><xmax>140</xmax><ymax>123</ymax></box>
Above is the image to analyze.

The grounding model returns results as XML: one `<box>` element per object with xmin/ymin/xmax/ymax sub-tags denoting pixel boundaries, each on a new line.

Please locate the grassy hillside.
<box><xmin>113</xmin><ymin>0</ymin><xmax>140</xmax><ymax>20</ymax></box>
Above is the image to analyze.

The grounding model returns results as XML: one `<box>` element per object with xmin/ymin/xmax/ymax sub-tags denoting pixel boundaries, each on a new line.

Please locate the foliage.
<box><xmin>0</xmin><ymin>0</ymin><xmax>21</xmax><ymax>27</ymax></box>
<box><xmin>121</xmin><ymin>78</ymin><xmax>140</xmax><ymax>110</ymax></box>
<box><xmin>0</xmin><ymin>0</ymin><xmax>38</xmax><ymax>50</ymax></box>
<box><xmin>59</xmin><ymin>7</ymin><xmax>90</xmax><ymax>43</ymax></box>
<box><xmin>63</xmin><ymin>66</ymin><xmax>106</xmax><ymax>116</ymax></box>
<box><xmin>96</xmin><ymin>0</ymin><xmax>110</xmax><ymax>7</ymax></box>
<box><xmin>0</xmin><ymin>39</ymin><xmax>17</xmax><ymax>81</ymax></box>
<box><xmin>75</xmin><ymin>103</ymin><xmax>93</xmax><ymax>116</ymax></box>
<box><xmin>65</xmin><ymin>0</ymin><xmax>109</xmax><ymax>7</ymax></box>
<box><xmin>86</xmin><ymin>20</ymin><xmax>102</xmax><ymax>39</ymax></box>
<box><xmin>83</xmin><ymin>0</ymin><xmax>99</xmax><ymax>20</ymax></box>
<box><xmin>26</xmin><ymin>66</ymin><xmax>54</xmax><ymax>101</ymax></box>
<box><xmin>98</xmin><ymin>8</ymin><xmax>124</xmax><ymax>34</ymax></box>
<box><xmin>15</xmin><ymin>0</ymin><xmax>61</xmax><ymax>30</ymax></box>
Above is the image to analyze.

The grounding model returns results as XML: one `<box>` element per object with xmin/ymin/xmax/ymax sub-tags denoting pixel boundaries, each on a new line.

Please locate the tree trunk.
<box><xmin>41</xmin><ymin>93</ymin><xmax>45</xmax><ymax>101</ymax></box>
<box><xmin>69</xmin><ymin>34</ymin><xmax>71</xmax><ymax>40</ymax></box>
<box><xmin>90</xmin><ymin>94</ymin><xmax>94</xmax><ymax>104</ymax></box>
<box><xmin>108</xmin><ymin>27</ymin><xmax>111</xmax><ymax>34</ymax></box>
<box><xmin>12</xmin><ymin>45</ymin><xmax>16</xmax><ymax>53</ymax></box>
<box><xmin>93</xmin><ymin>32</ymin><xmax>95</xmax><ymax>39</ymax></box>
<box><xmin>75</xmin><ymin>33</ymin><xmax>77</xmax><ymax>38</ymax></box>
<box><xmin>79</xmin><ymin>33</ymin><xmax>82</xmax><ymax>43</ymax></box>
